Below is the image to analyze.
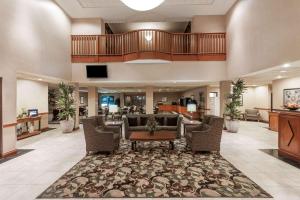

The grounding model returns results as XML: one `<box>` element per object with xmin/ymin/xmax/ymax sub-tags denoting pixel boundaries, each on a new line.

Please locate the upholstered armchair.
<box><xmin>245</xmin><ymin>109</ymin><xmax>260</xmax><ymax>122</ymax></box>
<box><xmin>185</xmin><ymin>116</ymin><xmax>224</xmax><ymax>153</ymax></box>
<box><xmin>82</xmin><ymin>117</ymin><xmax>120</xmax><ymax>154</ymax></box>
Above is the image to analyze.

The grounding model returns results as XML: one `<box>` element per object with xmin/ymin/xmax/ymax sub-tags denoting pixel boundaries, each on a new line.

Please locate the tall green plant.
<box><xmin>56</xmin><ymin>82</ymin><xmax>75</xmax><ymax>121</ymax></box>
<box><xmin>224</xmin><ymin>79</ymin><xmax>246</xmax><ymax>120</ymax></box>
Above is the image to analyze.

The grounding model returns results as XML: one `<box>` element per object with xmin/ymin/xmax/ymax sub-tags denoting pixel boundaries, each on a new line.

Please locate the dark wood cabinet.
<box><xmin>269</xmin><ymin>111</ymin><xmax>279</xmax><ymax>132</ymax></box>
<box><xmin>278</xmin><ymin>112</ymin><xmax>300</xmax><ymax>162</ymax></box>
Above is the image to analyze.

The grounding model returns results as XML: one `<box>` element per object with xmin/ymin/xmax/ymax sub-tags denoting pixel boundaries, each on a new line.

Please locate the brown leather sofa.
<box><xmin>123</xmin><ymin>114</ymin><xmax>182</xmax><ymax>139</ymax></box>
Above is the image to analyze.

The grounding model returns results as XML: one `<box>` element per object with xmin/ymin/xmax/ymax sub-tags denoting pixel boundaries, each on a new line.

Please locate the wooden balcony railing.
<box><xmin>71</xmin><ymin>30</ymin><xmax>226</xmax><ymax>63</ymax></box>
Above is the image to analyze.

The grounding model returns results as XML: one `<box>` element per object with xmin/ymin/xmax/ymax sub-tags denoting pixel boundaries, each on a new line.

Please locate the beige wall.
<box><xmin>240</xmin><ymin>86</ymin><xmax>271</xmax><ymax>121</ymax></box>
<box><xmin>226</xmin><ymin>0</ymin><xmax>300</xmax><ymax>78</ymax></box>
<box><xmin>72</xmin><ymin>18</ymin><xmax>105</xmax><ymax>35</ymax></box>
<box><xmin>0</xmin><ymin>0</ymin><xmax>71</xmax><ymax>154</ymax></box>
<box><xmin>272</xmin><ymin>76</ymin><xmax>300</xmax><ymax>110</ymax></box>
<box><xmin>72</xmin><ymin>62</ymin><xmax>227</xmax><ymax>83</ymax></box>
<box><xmin>191</xmin><ymin>15</ymin><xmax>226</xmax><ymax>33</ymax></box>
<box><xmin>16</xmin><ymin>79</ymin><xmax>49</xmax><ymax>131</ymax></box>
<box><xmin>153</xmin><ymin>92</ymin><xmax>181</xmax><ymax>105</ymax></box>
<box><xmin>17</xmin><ymin>79</ymin><xmax>48</xmax><ymax>115</ymax></box>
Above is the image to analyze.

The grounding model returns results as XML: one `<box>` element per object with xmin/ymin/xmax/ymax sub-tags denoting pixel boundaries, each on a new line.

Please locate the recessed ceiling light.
<box><xmin>280</xmin><ymin>70</ymin><xmax>287</xmax><ymax>73</ymax></box>
<box><xmin>283</xmin><ymin>63</ymin><xmax>291</xmax><ymax>68</ymax></box>
<box><xmin>38</xmin><ymin>78</ymin><xmax>43</xmax><ymax>81</ymax></box>
<box><xmin>276</xmin><ymin>75</ymin><xmax>283</xmax><ymax>79</ymax></box>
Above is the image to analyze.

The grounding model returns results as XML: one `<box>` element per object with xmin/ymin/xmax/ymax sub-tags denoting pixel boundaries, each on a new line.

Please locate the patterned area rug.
<box><xmin>38</xmin><ymin>139</ymin><xmax>271</xmax><ymax>198</ymax></box>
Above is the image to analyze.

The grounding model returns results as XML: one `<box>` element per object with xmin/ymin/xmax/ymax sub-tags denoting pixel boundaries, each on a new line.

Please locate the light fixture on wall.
<box><xmin>145</xmin><ymin>33</ymin><xmax>152</xmax><ymax>42</ymax></box>
<box><xmin>120</xmin><ymin>0</ymin><xmax>165</xmax><ymax>11</ymax></box>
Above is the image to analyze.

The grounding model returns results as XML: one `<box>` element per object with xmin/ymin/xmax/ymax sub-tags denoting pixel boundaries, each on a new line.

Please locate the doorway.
<box><xmin>0</xmin><ymin>78</ymin><xmax>2</xmax><ymax>157</ymax></box>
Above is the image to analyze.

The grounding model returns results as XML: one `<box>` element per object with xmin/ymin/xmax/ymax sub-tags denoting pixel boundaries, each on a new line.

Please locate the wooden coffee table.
<box><xmin>129</xmin><ymin>131</ymin><xmax>177</xmax><ymax>150</ymax></box>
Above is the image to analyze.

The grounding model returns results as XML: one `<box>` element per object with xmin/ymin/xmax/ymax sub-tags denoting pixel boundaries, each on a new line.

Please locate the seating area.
<box><xmin>123</xmin><ymin>114</ymin><xmax>182</xmax><ymax>139</ymax></box>
<box><xmin>2</xmin><ymin>0</ymin><xmax>300</xmax><ymax>199</ymax></box>
<box><xmin>81</xmin><ymin>114</ymin><xmax>223</xmax><ymax>155</ymax></box>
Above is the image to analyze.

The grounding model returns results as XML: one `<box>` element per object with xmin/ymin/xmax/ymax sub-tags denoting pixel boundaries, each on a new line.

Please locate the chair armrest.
<box><xmin>95</xmin><ymin>128</ymin><xmax>114</xmax><ymax>135</ymax></box>
<box><xmin>192</xmin><ymin>130</ymin><xmax>209</xmax><ymax>135</ymax></box>
<box><xmin>104</xmin><ymin>126</ymin><xmax>120</xmax><ymax>134</ymax></box>
<box><xmin>185</xmin><ymin>125</ymin><xmax>201</xmax><ymax>132</ymax></box>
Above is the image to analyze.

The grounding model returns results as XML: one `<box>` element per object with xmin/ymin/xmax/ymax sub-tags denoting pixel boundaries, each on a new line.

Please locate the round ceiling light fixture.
<box><xmin>120</xmin><ymin>0</ymin><xmax>165</xmax><ymax>11</ymax></box>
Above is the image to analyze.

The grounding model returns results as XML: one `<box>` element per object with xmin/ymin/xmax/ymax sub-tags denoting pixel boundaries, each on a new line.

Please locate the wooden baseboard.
<box><xmin>41</xmin><ymin>127</ymin><xmax>49</xmax><ymax>132</ymax></box>
<box><xmin>1</xmin><ymin>149</ymin><xmax>17</xmax><ymax>158</ymax></box>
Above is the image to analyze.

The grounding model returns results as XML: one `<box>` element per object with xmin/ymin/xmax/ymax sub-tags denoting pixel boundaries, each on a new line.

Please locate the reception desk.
<box><xmin>269</xmin><ymin>111</ymin><xmax>279</xmax><ymax>132</ymax></box>
<box><xmin>158</xmin><ymin>105</ymin><xmax>201</xmax><ymax>120</ymax></box>
<box><xmin>278</xmin><ymin>111</ymin><xmax>300</xmax><ymax>162</ymax></box>
<box><xmin>158</xmin><ymin>105</ymin><xmax>187</xmax><ymax>113</ymax></box>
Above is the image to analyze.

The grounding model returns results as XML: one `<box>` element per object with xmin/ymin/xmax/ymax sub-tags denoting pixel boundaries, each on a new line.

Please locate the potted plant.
<box><xmin>224</xmin><ymin>79</ymin><xmax>246</xmax><ymax>133</ymax></box>
<box><xmin>56</xmin><ymin>82</ymin><xmax>76</xmax><ymax>133</ymax></box>
<box><xmin>146</xmin><ymin>116</ymin><xmax>158</xmax><ymax>136</ymax></box>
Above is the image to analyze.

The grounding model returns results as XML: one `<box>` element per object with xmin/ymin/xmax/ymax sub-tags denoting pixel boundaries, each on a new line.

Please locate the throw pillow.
<box><xmin>167</xmin><ymin>117</ymin><xmax>178</xmax><ymax>126</ymax></box>
<box><xmin>128</xmin><ymin>117</ymin><xmax>138</xmax><ymax>126</ymax></box>
<box><xmin>155</xmin><ymin>117</ymin><xmax>165</xmax><ymax>126</ymax></box>
<box><xmin>140</xmin><ymin>117</ymin><xmax>149</xmax><ymax>126</ymax></box>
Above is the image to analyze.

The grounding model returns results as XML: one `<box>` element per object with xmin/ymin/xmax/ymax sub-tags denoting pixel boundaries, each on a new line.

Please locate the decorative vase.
<box><xmin>60</xmin><ymin>119</ymin><xmax>74</xmax><ymax>133</ymax></box>
<box><xmin>225</xmin><ymin>119</ymin><xmax>240</xmax><ymax>133</ymax></box>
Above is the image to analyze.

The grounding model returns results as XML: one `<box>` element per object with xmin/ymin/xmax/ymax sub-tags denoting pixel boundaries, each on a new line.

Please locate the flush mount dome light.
<box><xmin>120</xmin><ymin>0</ymin><xmax>165</xmax><ymax>11</ymax></box>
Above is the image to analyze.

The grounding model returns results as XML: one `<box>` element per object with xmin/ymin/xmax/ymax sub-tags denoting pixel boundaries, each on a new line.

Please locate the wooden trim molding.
<box><xmin>3</xmin><ymin>122</ymin><xmax>18</xmax><ymax>128</ymax></box>
<box><xmin>0</xmin><ymin>149</ymin><xmax>17</xmax><ymax>158</ymax></box>
<box><xmin>254</xmin><ymin>107</ymin><xmax>271</xmax><ymax>111</ymax></box>
<box><xmin>39</xmin><ymin>112</ymin><xmax>49</xmax><ymax>115</ymax></box>
<box><xmin>41</xmin><ymin>127</ymin><xmax>49</xmax><ymax>132</ymax></box>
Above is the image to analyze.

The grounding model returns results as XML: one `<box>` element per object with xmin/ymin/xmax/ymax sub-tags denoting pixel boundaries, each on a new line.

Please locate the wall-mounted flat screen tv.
<box><xmin>86</xmin><ymin>65</ymin><xmax>108</xmax><ymax>78</ymax></box>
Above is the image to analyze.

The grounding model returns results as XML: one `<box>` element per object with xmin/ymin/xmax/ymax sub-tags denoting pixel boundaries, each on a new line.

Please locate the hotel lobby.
<box><xmin>1</xmin><ymin>0</ymin><xmax>300</xmax><ymax>199</ymax></box>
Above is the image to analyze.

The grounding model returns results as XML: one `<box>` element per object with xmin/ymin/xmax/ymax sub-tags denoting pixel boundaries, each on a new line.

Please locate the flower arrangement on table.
<box><xmin>146</xmin><ymin>116</ymin><xmax>158</xmax><ymax>135</ymax></box>
<box><xmin>284</xmin><ymin>103</ymin><xmax>300</xmax><ymax>111</ymax></box>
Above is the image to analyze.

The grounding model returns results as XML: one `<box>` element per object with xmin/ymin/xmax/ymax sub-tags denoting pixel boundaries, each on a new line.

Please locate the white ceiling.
<box><xmin>242</xmin><ymin>60</ymin><xmax>300</xmax><ymax>86</ymax></box>
<box><xmin>55</xmin><ymin>0</ymin><xmax>237</xmax><ymax>22</ymax></box>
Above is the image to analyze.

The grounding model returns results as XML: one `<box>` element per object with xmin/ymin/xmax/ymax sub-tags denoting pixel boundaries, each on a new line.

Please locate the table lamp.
<box><xmin>187</xmin><ymin>104</ymin><xmax>197</xmax><ymax>113</ymax></box>
<box><xmin>109</xmin><ymin>105</ymin><xmax>119</xmax><ymax>121</ymax></box>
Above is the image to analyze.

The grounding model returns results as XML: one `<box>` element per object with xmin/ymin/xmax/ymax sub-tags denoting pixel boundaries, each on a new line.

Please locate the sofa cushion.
<box><xmin>158</xmin><ymin>126</ymin><xmax>177</xmax><ymax>131</ymax></box>
<box><xmin>128</xmin><ymin>117</ymin><xmax>138</xmax><ymax>126</ymax></box>
<box><xmin>129</xmin><ymin>126</ymin><xmax>147</xmax><ymax>131</ymax></box>
<box><xmin>140</xmin><ymin>117</ymin><xmax>149</xmax><ymax>126</ymax></box>
<box><xmin>166</xmin><ymin>117</ymin><xmax>178</xmax><ymax>126</ymax></box>
<box><xmin>155</xmin><ymin>117</ymin><xmax>165</xmax><ymax>126</ymax></box>
<box><xmin>186</xmin><ymin>132</ymin><xmax>192</xmax><ymax>140</ymax></box>
<box><xmin>113</xmin><ymin>133</ymin><xmax>120</xmax><ymax>140</ymax></box>
<box><xmin>246</xmin><ymin>114</ymin><xmax>258</xmax><ymax>117</ymax></box>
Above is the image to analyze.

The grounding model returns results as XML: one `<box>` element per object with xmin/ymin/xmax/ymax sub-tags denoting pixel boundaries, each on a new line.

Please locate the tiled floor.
<box><xmin>0</xmin><ymin>121</ymin><xmax>300</xmax><ymax>200</ymax></box>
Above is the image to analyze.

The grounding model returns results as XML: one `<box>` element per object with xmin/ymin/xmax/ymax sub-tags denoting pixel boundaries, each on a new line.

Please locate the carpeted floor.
<box><xmin>38</xmin><ymin>139</ymin><xmax>271</xmax><ymax>198</ymax></box>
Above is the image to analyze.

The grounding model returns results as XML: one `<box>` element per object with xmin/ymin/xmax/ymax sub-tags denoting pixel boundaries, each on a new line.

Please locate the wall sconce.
<box><xmin>145</xmin><ymin>34</ymin><xmax>152</xmax><ymax>42</ymax></box>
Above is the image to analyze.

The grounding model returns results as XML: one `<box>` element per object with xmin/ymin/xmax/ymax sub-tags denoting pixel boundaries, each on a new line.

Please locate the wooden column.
<box><xmin>88</xmin><ymin>87</ymin><xmax>98</xmax><ymax>117</ymax></box>
<box><xmin>73</xmin><ymin>83</ymin><xmax>80</xmax><ymax>129</ymax></box>
<box><xmin>146</xmin><ymin>87</ymin><xmax>154</xmax><ymax>114</ymax></box>
<box><xmin>120</xmin><ymin>93</ymin><xmax>125</xmax><ymax>107</ymax></box>
<box><xmin>219</xmin><ymin>80</ymin><xmax>231</xmax><ymax>117</ymax></box>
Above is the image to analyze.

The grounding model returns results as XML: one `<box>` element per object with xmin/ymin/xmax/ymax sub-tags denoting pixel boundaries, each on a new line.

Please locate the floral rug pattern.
<box><xmin>38</xmin><ymin>139</ymin><xmax>271</xmax><ymax>198</ymax></box>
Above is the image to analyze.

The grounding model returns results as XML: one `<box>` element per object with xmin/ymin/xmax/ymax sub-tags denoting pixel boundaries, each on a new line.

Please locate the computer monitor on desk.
<box><xmin>28</xmin><ymin>109</ymin><xmax>38</xmax><ymax>117</ymax></box>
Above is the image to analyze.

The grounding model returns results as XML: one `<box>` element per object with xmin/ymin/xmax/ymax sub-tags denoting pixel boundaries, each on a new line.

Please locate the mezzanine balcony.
<box><xmin>71</xmin><ymin>29</ymin><xmax>226</xmax><ymax>63</ymax></box>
